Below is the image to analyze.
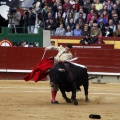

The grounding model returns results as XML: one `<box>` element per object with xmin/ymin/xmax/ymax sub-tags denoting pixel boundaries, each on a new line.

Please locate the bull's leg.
<box><xmin>59</xmin><ymin>87</ymin><xmax>71</xmax><ymax>103</ymax></box>
<box><xmin>83</xmin><ymin>81</ymin><xmax>89</xmax><ymax>102</ymax></box>
<box><xmin>71</xmin><ymin>83</ymin><xmax>78</xmax><ymax>105</ymax></box>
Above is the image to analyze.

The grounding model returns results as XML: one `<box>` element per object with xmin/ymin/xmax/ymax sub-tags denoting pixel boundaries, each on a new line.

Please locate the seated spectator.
<box><xmin>21</xmin><ymin>40</ymin><xmax>29</xmax><ymax>47</ymax></box>
<box><xmin>84</xmin><ymin>0</ymin><xmax>91</xmax><ymax>14</ymax></box>
<box><xmin>95</xmin><ymin>36</ymin><xmax>105</xmax><ymax>44</ymax></box>
<box><xmin>112</xmin><ymin>13</ymin><xmax>119</xmax><ymax>27</ymax></box>
<box><xmin>65</xmin><ymin>25</ymin><xmax>73</xmax><ymax>36</ymax></box>
<box><xmin>90</xmin><ymin>23</ymin><xmax>102</xmax><ymax>37</ymax></box>
<box><xmin>55</xmin><ymin>23</ymin><xmax>65</xmax><ymax>36</ymax></box>
<box><xmin>97</xmin><ymin>13</ymin><xmax>107</xmax><ymax>25</ymax></box>
<box><xmin>81</xmin><ymin>24</ymin><xmax>90</xmax><ymax>36</ymax></box>
<box><xmin>108</xmin><ymin>19</ymin><xmax>116</xmax><ymax>32</ymax></box>
<box><xmin>80</xmin><ymin>34</ymin><xmax>94</xmax><ymax>45</ymax></box>
<box><xmin>56</xmin><ymin>12</ymin><xmax>65</xmax><ymax>28</ymax></box>
<box><xmin>102</xmin><ymin>23</ymin><xmax>113</xmax><ymax>37</ymax></box>
<box><xmin>75</xmin><ymin>18</ymin><xmax>85</xmax><ymax>30</ymax></box>
<box><xmin>94</xmin><ymin>0</ymin><xmax>103</xmax><ymax>11</ymax></box>
<box><xmin>74</xmin><ymin>8</ymin><xmax>86</xmax><ymax>21</ymax></box>
<box><xmin>63</xmin><ymin>0</ymin><xmax>72</xmax><ymax>12</ymax></box>
<box><xmin>90</xmin><ymin>23</ymin><xmax>102</xmax><ymax>43</ymax></box>
<box><xmin>87</xmin><ymin>9</ymin><xmax>95</xmax><ymax>23</ymax></box>
<box><xmin>113</xmin><ymin>24</ymin><xmax>120</xmax><ymax>37</ymax></box>
<box><xmin>67</xmin><ymin>18</ymin><xmax>75</xmax><ymax>30</ymax></box>
<box><xmin>88</xmin><ymin>20</ymin><xmax>94</xmax><ymax>30</ymax></box>
<box><xmin>73</xmin><ymin>24</ymin><xmax>82</xmax><ymax>36</ymax></box>
<box><xmin>102</xmin><ymin>10</ymin><xmax>109</xmax><ymax>23</ymax></box>
<box><xmin>98</xmin><ymin>19</ymin><xmax>105</xmax><ymax>31</ymax></box>
<box><xmin>90</xmin><ymin>14</ymin><xmax>98</xmax><ymax>23</ymax></box>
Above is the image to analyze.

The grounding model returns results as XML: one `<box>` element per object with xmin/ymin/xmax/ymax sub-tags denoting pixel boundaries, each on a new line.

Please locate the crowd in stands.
<box><xmin>4</xmin><ymin>0</ymin><xmax>120</xmax><ymax>45</ymax></box>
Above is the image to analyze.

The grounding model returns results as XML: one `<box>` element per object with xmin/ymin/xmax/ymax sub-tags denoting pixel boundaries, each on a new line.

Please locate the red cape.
<box><xmin>23</xmin><ymin>58</ymin><xmax>54</xmax><ymax>82</ymax></box>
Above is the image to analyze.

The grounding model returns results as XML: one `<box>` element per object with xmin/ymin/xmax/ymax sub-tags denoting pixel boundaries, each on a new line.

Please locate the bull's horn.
<box><xmin>58</xmin><ymin>68</ymin><xmax>65</xmax><ymax>72</ymax></box>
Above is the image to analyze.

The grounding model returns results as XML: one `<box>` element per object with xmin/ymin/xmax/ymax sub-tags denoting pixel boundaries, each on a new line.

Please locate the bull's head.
<box><xmin>49</xmin><ymin>67</ymin><xmax>67</xmax><ymax>86</ymax></box>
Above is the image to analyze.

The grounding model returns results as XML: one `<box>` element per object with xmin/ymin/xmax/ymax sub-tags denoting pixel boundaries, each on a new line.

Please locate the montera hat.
<box><xmin>66</xmin><ymin>43</ymin><xmax>72</xmax><ymax>49</ymax></box>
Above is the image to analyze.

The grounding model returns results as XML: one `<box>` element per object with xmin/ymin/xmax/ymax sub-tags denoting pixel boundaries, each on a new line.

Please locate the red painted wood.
<box><xmin>0</xmin><ymin>46</ymin><xmax>120</xmax><ymax>79</ymax></box>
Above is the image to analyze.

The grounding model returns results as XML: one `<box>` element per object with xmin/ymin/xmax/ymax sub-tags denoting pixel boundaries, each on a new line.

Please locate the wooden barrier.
<box><xmin>51</xmin><ymin>36</ymin><xmax>120</xmax><ymax>49</ymax></box>
<box><xmin>0</xmin><ymin>46</ymin><xmax>120</xmax><ymax>80</ymax></box>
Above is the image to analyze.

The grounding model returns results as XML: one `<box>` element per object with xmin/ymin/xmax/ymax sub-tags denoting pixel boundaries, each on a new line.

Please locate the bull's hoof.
<box><xmin>66</xmin><ymin>98</ymin><xmax>72</xmax><ymax>103</ymax></box>
<box><xmin>74</xmin><ymin>100</ymin><xmax>78</xmax><ymax>105</ymax></box>
<box><xmin>51</xmin><ymin>100</ymin><xmax>59</xmax><ymax>104</ymax></box>
<box><xmin>85</xmin><ymin>98</ymin><xmax>89</xmax><ymax>103</ymax></box>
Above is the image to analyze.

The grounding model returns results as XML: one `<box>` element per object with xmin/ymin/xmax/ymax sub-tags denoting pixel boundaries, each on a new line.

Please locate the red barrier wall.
<box><xmin>0</xmin><ymin>46</ymin><xmax>120</xmax><ymax>79</ymax></box>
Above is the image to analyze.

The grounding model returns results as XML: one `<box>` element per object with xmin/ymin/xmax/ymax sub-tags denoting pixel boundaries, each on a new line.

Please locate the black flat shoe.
<box><xmin>51</xmin><ymin>100</ymin><xmax>59</xmax><ymax>104</ymax></box>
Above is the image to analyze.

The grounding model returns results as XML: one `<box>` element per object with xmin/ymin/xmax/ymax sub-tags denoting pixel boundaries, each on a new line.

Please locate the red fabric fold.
<box><xmin>23</xmin><ymin>58</ymin><xmax>54</xmax><ymax>82</ymax></box>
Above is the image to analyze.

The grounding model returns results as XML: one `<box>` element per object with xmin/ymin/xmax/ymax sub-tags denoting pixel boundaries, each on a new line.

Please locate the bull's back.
<box><xmin>70</xmin><ymin>64</ymin><xmax>88</xmax><ymax>86</ymax></box>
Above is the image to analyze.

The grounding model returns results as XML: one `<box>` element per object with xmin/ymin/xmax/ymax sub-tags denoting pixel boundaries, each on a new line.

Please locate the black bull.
<box><xmin>49</xmin><ymin>62</ymin><xmax>89</xmax><ymax>105</ymax></box>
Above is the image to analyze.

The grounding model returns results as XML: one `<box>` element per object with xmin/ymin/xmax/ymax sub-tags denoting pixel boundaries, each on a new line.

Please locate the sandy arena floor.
<box><xmin>0</xmin><ymin>80</ymin><xmax>120</xmax><ymax>120</ymax></box>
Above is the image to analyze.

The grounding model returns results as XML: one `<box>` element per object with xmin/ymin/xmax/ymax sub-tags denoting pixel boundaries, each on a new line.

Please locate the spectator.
<box><xmin>45</xmin><ymin>12</ymin><xmax>54</xmax><ymax>28</ymax></box>
<box><xmin>7</xmin><ymin>7</ymin><xmax>21</xmax><ymax>33</ymax></box>
<box><xmin>94</xmin><ymin>0</ymin><xmax>103</xmax><ymax>11</ymax></box>
<box><xmin>113</xmin><ymin>24</ymin><xmax>120</xmax><ymax>37</ymax></box>
<box><xmin>65</xmin><ymin>25</ymin><xmax>73</xmax><ymax>36</ymax></box>
<box><xmin>98</xmin><ymin>19</ymin><xmax>105</xmax><ymax>31</ymax></box>
<box><xmin>95</xmin><ymin>35</ymin><xmax>105</xmax><ymax>44</ymax></box>
<box><xmin>67</xmin><ymin>18</ymin><xmax>75</xmax><ymax>30</ymax></box>
<box><xmin>69</xmin><ymin>0</ymin><xmax>75</xmax><ymax>5</ymax></box>
<box><xmin>75</xmin><ymin>18</ymin><xmax>85</xmax><ymax>30</ymax></box>
<box><xmin>63</xmin><ymin>0</ymin><xmax>72</xmax><ymax>12</ymax></box>
<box><xmin>108</xmin><ymin>19</ymin><xmax>116</xmax><ymax>32</ymax></box>
<box><xmin>102</xmin><ymin>23</ymin><xmax>113</xmax><ymax>37</ymax></box>
<box><xmin>32</xmin><ymin>0</ymin><xmax>41</xmax><ymax>26</ymax></box>
<box><xmin>45</xmin><ymin>17</ymin><xmax>57</xmax><ymax>33</ymax></box>
<box><xmin>56</xmin><ymin>12</ymin><xmax>65</xmax><ymax>28</ymax></box>
<box><xmin>90</xmin><ymin>23</ymin><xmax>102</xmax><ymax>42</ymax></box>
<box><xmin>73</xmin><ymin>24</ymin><xmax>82</xmax><ymax>36</ymax></box>
<box><xmin>75</xmin><ymin>8</ymin><xmax>86</xmax><ymax>21</ymax></box>
<box><xmin>97</xmin><ymin>13</ymin><xmax>107</xmax><ymax>25</ymax></box>
<box><xmin>80</xmin><ymin>33</ymin><xmax>94</xmax><ymax>45</ymax></box>
<box><xmin>21</xmin><ymin>40</ymin><xmax>29</xmax><ymax>47</ymax></box>
<box><xmin>81</xmin><ymin>24</ymin><xmax>90</xmax><ymax>36</ymax></box>
<box><xmin>88</xmin><ymin>20</ymin><xmax>94</xmax><ymax>30</ymax></box>
<box><xmin>55</xmin><ymin>23</ymin><xmax>65</xmax><ymax>36</ymax></box>
<box><xmin>102</xmin><ymin>10</ymin><xmax>109</xmax><ymax>23</ymax></box>
<box><xmin>23</xmin><ymin>10</ymin><xmax>29</xmax><ymax>33</ymax></box>
<box><xmin>84</xmin><ymin>0</ymin><xmax>91</xmax><ymax>14</ymax></box>
<box><xmin>53</xmin><ymin>2</ymin><xmax>63</xmax><ymax>17</ymax></box>
<box><xmin>112</xmin><ymin>13</ymin><xmax>119</xmax><ymax>27</ymax></box>
<box><xmin>27</xmin><ymin>7</ymin><xmax>36</xmax><ymax>33</ymax></box>
<box><xmin>86</xmin><ymin>9</ymin><xmax>95</xmax><ymax>23</ymax></box>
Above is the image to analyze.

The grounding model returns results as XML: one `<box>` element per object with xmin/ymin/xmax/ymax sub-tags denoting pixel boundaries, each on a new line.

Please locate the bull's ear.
<box><xmin>58</xmin><ymin>68</ymin><xmax>65</xmax><ymax>72</ymax></box>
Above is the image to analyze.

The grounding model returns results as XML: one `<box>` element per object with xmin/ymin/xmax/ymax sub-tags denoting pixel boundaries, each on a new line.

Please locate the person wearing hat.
<box><xmin>80</xmin><ymin>33</ymin><xmax>94</xmax><ymax>45</ymax></box>
<box><xmin>95</xmin><ymin>36</ymin><xmax>105</xmax><ymax>44</ymax></box>
<box><xmin>45</xmin><ymin>43</ymin><xmax>73</xmax><ymax>104</ymax></box>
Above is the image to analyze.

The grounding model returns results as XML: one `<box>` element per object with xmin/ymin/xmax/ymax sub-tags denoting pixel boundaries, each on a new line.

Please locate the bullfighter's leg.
<box><xmin>51</xmin><ymin>84</ymin><xmax>59</xmax><ymax>104</ymax></box>
<box><xmin>71</xmin><ymin>83</ymin><xmax>78</xmax><ymax>105</ymax></box>
<box><xmin>83</xmin><ymin>81</ymin><xmax>89</xmax><ymax>102</ymax></box>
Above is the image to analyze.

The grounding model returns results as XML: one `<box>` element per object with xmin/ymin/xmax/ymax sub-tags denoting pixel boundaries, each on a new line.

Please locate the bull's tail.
<box><xmin>88</xmin><ymin>76</ymin><xmax>99</xmax><ymax>80</ymax></box>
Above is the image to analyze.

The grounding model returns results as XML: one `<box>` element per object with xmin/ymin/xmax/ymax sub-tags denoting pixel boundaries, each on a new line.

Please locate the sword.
<box><xmin>41</xmin><ymin>49</ymin><xmax>46</xmax><ymax>60</ymax></box>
